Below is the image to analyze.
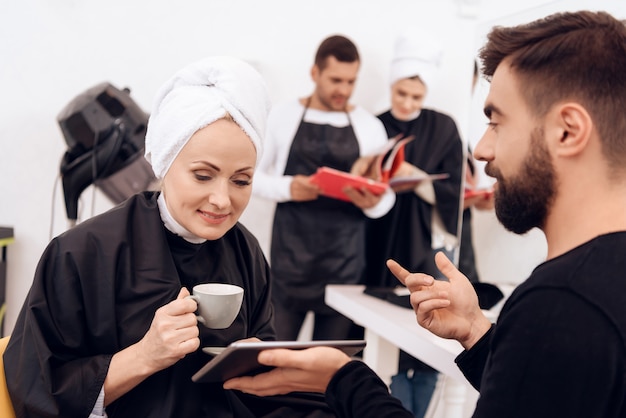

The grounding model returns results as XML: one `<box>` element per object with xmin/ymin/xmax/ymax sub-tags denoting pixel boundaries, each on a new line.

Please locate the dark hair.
<box><xmin>479</xmin><ymin>10</ymin><xmax>626</xmax><ymax>169</ymax></box>
<box><xmin>314</xmin><ymin>35</ymin><xmax>360</xmax><ymax>71</ymax></box>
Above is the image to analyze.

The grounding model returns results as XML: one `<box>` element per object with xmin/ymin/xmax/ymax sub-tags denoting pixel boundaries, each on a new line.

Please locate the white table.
<box><xmin>325</xmin><ymin>284</ymin><xmax>477</xmax><ymax>418</ymax></box>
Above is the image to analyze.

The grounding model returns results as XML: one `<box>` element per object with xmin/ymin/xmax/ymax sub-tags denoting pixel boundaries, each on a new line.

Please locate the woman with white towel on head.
<box><xmin>4</xmin><ymin>57</ymin><xmax>334</xmax><ymax>418</ymax></box>
<box><xmin>363</xmin><ymin>30</ymin><xmax>464</xmax><ymax>418</ymax></box>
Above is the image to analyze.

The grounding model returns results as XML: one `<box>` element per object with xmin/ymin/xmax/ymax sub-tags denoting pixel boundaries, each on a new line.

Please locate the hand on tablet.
<box><xmin>223</xmin><ymin>347</ymin><xmax>351</xmax><ymax>396</ymax></box>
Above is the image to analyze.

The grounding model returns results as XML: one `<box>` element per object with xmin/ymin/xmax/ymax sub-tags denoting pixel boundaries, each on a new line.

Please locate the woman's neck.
<box><xmin>157</xmin><ymin>193</ymin><xmax>206</xmax><ymax>244</ymax></box>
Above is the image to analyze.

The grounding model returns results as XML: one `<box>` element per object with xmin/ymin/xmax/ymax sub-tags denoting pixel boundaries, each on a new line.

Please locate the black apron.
<box><xmin>270</xmin><ymin>103</ymin><xmax>365</xmax><ymax>313</ymax></box>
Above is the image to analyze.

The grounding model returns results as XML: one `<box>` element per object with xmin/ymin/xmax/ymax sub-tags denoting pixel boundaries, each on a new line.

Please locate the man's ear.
<box><xmin>311</xmin><ymin>65</ymin><xmax>319</xmax><ymax>82</ymax></box>
<box><xmin>551</xmin><ymin>103</ymin><xmax>593</xmax><ymax>157</ymax></box>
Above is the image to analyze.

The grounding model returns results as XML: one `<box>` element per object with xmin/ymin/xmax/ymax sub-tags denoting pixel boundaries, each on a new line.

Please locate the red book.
<box><xmin>310</xmin><ymin>167</ymin><xmax>389</xmax><ymax>202</ymax></box>
<box><xmin>464</xmin><ymin>188</ymin><xmax>494</xmax><ymax>200</ymax></box>
<box><xmin>378</xmin><ymin>134</ymin><xmax>414</xmax><ymax>182</ymax></box>
<box><xmin>311</xmin><ymin>135</ymin><xmax>450</xmax><ymax>201</ymax></box>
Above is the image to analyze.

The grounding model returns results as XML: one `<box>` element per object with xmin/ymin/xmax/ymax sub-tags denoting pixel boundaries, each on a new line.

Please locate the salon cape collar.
<box><xmin>157</xmin><ymin>193</ymin><xmax>207</xmax><ymax>244</ymax></box>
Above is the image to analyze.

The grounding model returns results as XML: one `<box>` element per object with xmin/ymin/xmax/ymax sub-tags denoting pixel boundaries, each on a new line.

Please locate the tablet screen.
<box><xmin>191</xmin><ymin>339</ymin><xmax>366</xmax><ymax>383</ymax></box>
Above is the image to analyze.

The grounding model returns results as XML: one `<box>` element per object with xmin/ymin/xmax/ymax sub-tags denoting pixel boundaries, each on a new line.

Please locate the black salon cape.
<box><xmin>365</xmin><ymin>109</ymin><xmax>463</xmax><ymax>374</ymax></box>
<box><xmin>365</xmin><ymin>109</ymin><xmax>463</xmax><ymax>286</ymax></box>
<box><xmin>4</xmin><ymin>192</ymin><xmax>334</xmax><ymax>418</ymax></box>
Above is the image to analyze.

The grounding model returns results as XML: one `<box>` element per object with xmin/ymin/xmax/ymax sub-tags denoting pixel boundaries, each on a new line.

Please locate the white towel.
<box><xmin>389</xmin><ymin>29</ymin><xmax>443</xmax><ymax>89</ymax></box>
<box><xmin>145</xmin><ymin>56</ymin><xmax>271</xmax><ymax>179</ymax></box>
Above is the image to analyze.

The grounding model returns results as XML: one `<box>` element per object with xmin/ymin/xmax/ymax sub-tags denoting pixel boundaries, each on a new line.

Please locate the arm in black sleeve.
<box><xmin>455</xmin><ymin>324</ymin><xmax>494</xmax><ymax>390</ymax></box>
<box><xmin>4</xmin><ymin>238</ymin><xmax>112</xmax><ymax>417</ymax></box>
<box><xmin>468</xmin><ymin>289</ymin><xmax>626</xmax><ymax>418</ymax></box>
<box><xmin>325</xmin><ymin>360</ymin><xmax>414</xmax><ymax>418</ymax></box>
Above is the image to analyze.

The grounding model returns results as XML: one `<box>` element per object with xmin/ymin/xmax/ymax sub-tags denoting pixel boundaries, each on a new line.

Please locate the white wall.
<box><xmin>1</xmin><ymin>0</ymin><xmax>623</xmax><ymax>339</ymax></box>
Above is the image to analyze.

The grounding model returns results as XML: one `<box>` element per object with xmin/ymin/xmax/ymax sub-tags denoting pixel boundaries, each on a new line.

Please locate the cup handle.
<box><xmin>184</xmin><ymin>295</ymin><xmax>205</xmax><ymax>324</ymax></box>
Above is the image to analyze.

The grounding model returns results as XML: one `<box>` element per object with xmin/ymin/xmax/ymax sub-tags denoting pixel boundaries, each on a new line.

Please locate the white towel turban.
<box><xmin>389</xmin><ymin>30</ymin><xmax>443</xmax><ymax>89</ymax></box>
<box><xmin>145</xmin><ymin>56</ymin><xmax>271</xmax><ymax>179</ymax></box>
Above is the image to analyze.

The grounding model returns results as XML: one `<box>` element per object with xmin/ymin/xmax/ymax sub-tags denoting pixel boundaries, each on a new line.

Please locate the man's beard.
<box><xmin>486</xmin><ymin>128</ymin><xmax>556</xmax><ymax>235</ymax></box>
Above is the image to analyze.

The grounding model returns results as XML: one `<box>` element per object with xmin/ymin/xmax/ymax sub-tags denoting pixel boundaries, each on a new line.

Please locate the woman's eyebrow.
<box><xmin>192</xmin><ymin>160</ymin><xmax>254</xmax><ymax>173</ymax></box>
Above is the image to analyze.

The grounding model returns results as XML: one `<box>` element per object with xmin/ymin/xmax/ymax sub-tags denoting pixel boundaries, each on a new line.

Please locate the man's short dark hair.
<box><xmin>314</xmin><ymin>35</ymin><xmax>360</xmax><ymax>71</ymax></box>
<box><xmin>479</xmin><ymin>10</ymin><xmax>626</xmax><ymax>169</ymax></box>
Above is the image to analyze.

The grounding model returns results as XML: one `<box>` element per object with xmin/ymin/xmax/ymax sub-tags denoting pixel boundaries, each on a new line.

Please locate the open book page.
<box><xmin>359</xmin><ymin>134</ymin><xmax>415</xmax><ymax>182</ymax></box>
<box><xmin>380</xmin><ymin>135</ymin><xmax>415</xmax><ymax>182</ymax></box>
<box><xmin>390</xmin><ymin>172</ymin><xmax>450</xmax><ymax>193</ymax></box>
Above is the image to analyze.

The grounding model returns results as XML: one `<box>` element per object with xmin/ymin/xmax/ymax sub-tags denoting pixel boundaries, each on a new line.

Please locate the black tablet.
<box><xmin>191</xmin><ymin>339</ymin><xmax>366</xmax><ymax>383</ymax></box>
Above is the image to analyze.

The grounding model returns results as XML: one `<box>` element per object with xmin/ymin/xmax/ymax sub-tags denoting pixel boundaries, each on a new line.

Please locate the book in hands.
<box><xmin>464</xmin><ymin>187</ymin><xmax>494</xmax><ymax>200</ymax></box>
<box><xmin>310</xmin><ymin>166</ymin><xmax>389</xmax><ymax>202</ymax></box>
<box><xmin>360</xmin><ymin>133</ymin><xmax>448</xmax><ymax>192</ymax></box>
<box><xmin>362</xmin><ymin>134</ymin><xmax>415</xmax><ymax>182</ymax></box>
<box><xmin>310</xmin><ymin>134</ymin><xmax>448</xmax><ymax>201</ymax></box>
<box><xmin>310</xmin><ymin>134</ymin><xmax>412</xmax><ymax>201</ymax></box>
<box><xmin>389</xmin><ymin>172</ymin><xmax>450</xmax><ymax>193</ymax></box>
<box><xmin>376</xmin><ymin>134</ymin><xmax>449</xmax><ymax>192</ymax></box>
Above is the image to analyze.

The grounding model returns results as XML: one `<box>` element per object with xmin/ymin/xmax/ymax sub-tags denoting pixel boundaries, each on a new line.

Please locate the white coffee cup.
<box><xmin>186</xmin><ymin>283</ymin><xmax>244</xmax><ymax>329</ymax></box>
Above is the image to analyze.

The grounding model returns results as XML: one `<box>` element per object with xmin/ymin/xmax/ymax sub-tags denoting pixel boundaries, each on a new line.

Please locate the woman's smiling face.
<box><xmin>390</xmin><ymin>77</ymin><xmax>426</xmax><ymax>121</ymax></box>
<box><xmin>161</xmin><ymin>117</ymin><xmax>257</xmax><ymax>240</ymax></box>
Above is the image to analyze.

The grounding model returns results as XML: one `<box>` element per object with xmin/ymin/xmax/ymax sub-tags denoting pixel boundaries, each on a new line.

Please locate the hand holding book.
<box><xmin>309</xmin><ymin>167</ymin><xmax>387</xmax><ymax>202</ymax></box>
<box><xmin>357</xmin><ymin>134</ymin><xmax>414</xmax><ymax>182</ymax></box>
<box><xmin>310</xmin><ymin>134</ymin><xmax>449</xmax><ymax>201</ymax></box>
<box><xmin>389</xmin><ymin>165</ymin><xmax>449</xmax><ymax>193</ymax></box>
<box><xmin>464</xmin><ymin>187</ymin><xmax>495</xmax><ymax>210</ymax></box>
<box><xmin>464</xmin><ymin>188</ymin><xmax>494</xmax><ymax>200</ymax></box>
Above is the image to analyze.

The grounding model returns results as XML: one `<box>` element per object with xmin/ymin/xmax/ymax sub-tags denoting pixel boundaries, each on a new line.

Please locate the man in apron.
<box><xmin>253</xmin><ymin>34</ymin><xmax>394</xmax><ymax>341</ymax></box>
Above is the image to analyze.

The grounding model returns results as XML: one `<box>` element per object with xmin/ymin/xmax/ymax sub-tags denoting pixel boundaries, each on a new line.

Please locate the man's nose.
<box><xmin>474</xmin><ymin>129</ymin><xmax>494</xmax><ymax>162</ymax></box>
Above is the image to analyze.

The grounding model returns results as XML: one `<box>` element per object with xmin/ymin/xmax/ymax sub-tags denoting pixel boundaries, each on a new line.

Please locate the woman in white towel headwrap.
<box><xmin>363</xmin><ymin>29</ymin><xmax>464</xmax><ymax>418</ymax></box>
<box><xmin>5</xmin><ymin>56</ymin><xmax>335</xmax><ymax>418</ymax></box>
